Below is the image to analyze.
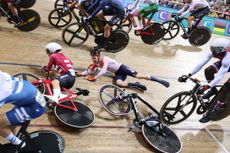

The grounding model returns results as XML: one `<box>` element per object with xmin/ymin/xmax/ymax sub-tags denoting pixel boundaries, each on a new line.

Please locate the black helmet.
<box><xmin>90</xmin><ymin>47</ymin><xmax>102</xmax><ymax>56</ymax></box>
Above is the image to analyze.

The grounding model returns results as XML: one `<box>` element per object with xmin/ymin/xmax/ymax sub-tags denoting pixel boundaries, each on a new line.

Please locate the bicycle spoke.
<box><xmin>102</xmin><ymin>90</ymin><xmax>115</xmax><ymax>99</ymax></box>
<box><xmin>179</xmin><ymin>109</ymin><xmax>187</xmax><ymax>117</ymax></box>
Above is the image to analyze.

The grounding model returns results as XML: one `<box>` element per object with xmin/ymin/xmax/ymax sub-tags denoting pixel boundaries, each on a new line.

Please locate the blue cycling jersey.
<box><xmin>86</xmin><ymin>0</ymin><xmax>125</xmax><ymax>19</ymax></box>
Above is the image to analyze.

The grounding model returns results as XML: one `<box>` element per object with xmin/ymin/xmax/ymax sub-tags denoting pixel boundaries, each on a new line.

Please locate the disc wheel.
<box><xmin>54</xmin><ymin>101</ymin><xmax>95</xmax><ymax>128</ymax></box>
<box><xmin>48</xmin><ymin>8</ymin><xmax>72</xmax><ymax>28</ymax></box>
<box><xmin>160</xmin><ymin>91</ymin><xmax>197</xmax><ymax>124</ymax></box>
<box><xmin>98</xmin><ymin>84</ymin><xmax>132</xmax><ymax>116</ymax></box>
<box><xmin>189</xmin><ymin>27</ymin><xmax>211</xmax><ymax>46</ymax></box>
<box><xmin>162</xmin><ymin>20</ymin><xmax>180</xmax><ymax>40</ymax></box>
<box><xmin>142</xmin><ymin>117</ymin><xmax>182</xmax><ymax>153</ymax></box>
<box><xmin>62</xmin><ymin>22</ymin><xmax>89</xmax><ymax>46</ymax></box>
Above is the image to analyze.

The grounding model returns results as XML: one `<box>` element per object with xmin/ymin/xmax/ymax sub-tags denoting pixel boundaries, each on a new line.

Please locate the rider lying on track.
<box><xmin>78</xmin><ymin>48</ymin><xmax>170</xmax><ymax>91</ymax></box>
<box><xmin>177</xmin><ymin>0</ymin><xmax>210</xmax><ymax>39</ymax></box>
<box><xmin>0</xmin><ymin>0</ymin><xmax>22</xmax><ymax>27</ymax></box>
<box><xmin>178</xmin><ymin>38</ymin><xmax>230</xmax><ymax>121</ymax></box>
<box><xmin>0</xmin><ymin>71</ymin><xmax>46</xmax><ymax>152</ymax></box>
<box><xmin>127</xmin><ymin>0</ymin><xmax>159</xmax><ymax>30</ymax></box>
<box><xmin>44</xmin><ymin>42</ymin><xmax>76</xmax><ymax>103</ymax></box>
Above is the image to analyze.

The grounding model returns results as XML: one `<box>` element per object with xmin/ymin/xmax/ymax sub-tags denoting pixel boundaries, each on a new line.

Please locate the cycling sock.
<box><xmin>6</xmin><ymin>132</ymin><xmax>22</xmax><ymax>145</ymax></box>
<box><xmin>53</xmin><ymin>88</ymin><xmax>61</xmax><ymax>99</ymax></box>
<box><xmin>150</xmin><ymin>76</ymin><xmax>170</xmax><ymax>88</ymax></box>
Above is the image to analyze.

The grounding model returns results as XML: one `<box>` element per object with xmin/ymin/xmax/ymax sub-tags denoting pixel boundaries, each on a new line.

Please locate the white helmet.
<box><xmin>210</xmin><ymin>38</ymin><xmax>230</xmax><ymax>56</ymax></box>
<box><xmin>46</xmin><ymin>42</ymin><xmax>62</xmax><ymax>54</ymax></box>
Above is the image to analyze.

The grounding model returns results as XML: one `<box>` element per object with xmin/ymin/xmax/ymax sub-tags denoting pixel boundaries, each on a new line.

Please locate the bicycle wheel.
<box><xmin>160</xmin><ymin>91</ymin><xmax>197</xmax><ymax>124</ymax></box>
<box><xmin>98</xmin><ymin>84</ymin><xmax>132</xmax><ymax>116</ymax></box>
<box><xmin>116</xmin><ymin>18</ymin><xmax>132</xmax><ymax>33</ymax></box>
<box><xmin>54</xmin><ymin>101</ymin><xmax>95</xmax><ymax>128</ymax></box>
<box><xmin>62</xmin><ymin>22</ymin><xmax>89</xmax><ymax>46</ymax></box>
<box><xmin>22</xmin><ymin>130</ymin><xmax>65</xmax><ymax>153</ymax></box>
<box><xmin>104</xmin><ymin>29</ymin><xmax>129</xmax><ymax>53</ymax></box>
<box><xmin>162</xmin><ymin>20</ymin><xmax>180</xmax><ymax>40</ymax></box>
<box><xmin>54</xmin><ymin>0</ymin><xmax>64</xmax><ymax>9</ymax></box>
<box><xmin>141</xmin><ymin>22</ymin><xmax>165</xmax><ymax>44</ymax></box>
<box><xmin>19</xmin><ymin>0</ymin><xmax>36</xmax><ymax>8</ymax></box>
<box><xmin>48</xmin><ymin>8</ymin><xmax>72</xmax><ymax>28</ymax></box>
<box><xmin>142</xmin><ymin>117</ymin><xmax>182</xmax><ymax>153</ymax></box>
<box><xmin>189</xmin><ymin>27</ymin><xmax>211</xmax><ymax>46</ymax></box>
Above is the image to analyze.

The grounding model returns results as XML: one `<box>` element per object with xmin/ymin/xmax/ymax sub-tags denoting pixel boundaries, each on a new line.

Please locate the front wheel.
<box><xmin>104</xmin><ymin>30</ymin><xmax>129</xmax><ymax>53</ymax></box>
<box><xmin>189</xmin><ymin>27</ymin><xmax>211</xmax><ymax>46</ymax></box>
<box><xmin>162</xmin><ymin>20</ymin><xmax>180</xmax><ymax>40</ymax></box>
<box><xmin>48</xmin><ymin>8</ymin><xmax>72</xmax><ymax>28</ymax></box>
<box><xmin>98</xmin><ymin>84</ymin><xmax>132</xmax><ymax>116</ymax></box>
<box><xmin>115</xmin><ymin>18</ymin><xmax>132</xmax><ymax>33</ymax></box>
<box><xmin>62</xmin><ymin>22</ymin><xmax>89</xmax><ymax>46</ymax></box>
<box><xmin>160</xmin><ymin>91</ymin><xmax>197</xmax><ymax>124</ymax></box>
<box><xmin>142</xmin><ymin>117</ymin><xmax>182</xmax><ymax>153</ymax></box>
<box><xmin>54</xmin><ymin>101</ymin><xmax>95</xmax><ymax>128</ymax></box>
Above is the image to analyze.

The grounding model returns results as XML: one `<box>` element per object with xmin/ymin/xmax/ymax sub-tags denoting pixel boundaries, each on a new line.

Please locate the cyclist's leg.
<box><xmin>6</xmin><ymin>0</ymin><xmax>22</xmax><ymax>26</ymax></box>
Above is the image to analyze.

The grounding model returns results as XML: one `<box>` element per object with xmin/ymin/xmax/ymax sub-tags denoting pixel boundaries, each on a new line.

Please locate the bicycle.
<box><xmin>121</xmin><ymin>10</ymin><xmax>165</xmax><ymax>44</ymax></box>
<box><xmin>62</xmin><ymin>10</ymin><xmax>129</xmax><ymax>53</ymax></box>
<box><xmin>98</xmin><ymin>84</ymin><xmax>182</xmax><ymax>153</ymax></box>
<box><xmin>162</xmin><ymin>12</ymin><xmax>211</xmax><ymax>46</ymax></box>
<box><xmin>0</xmin><ymin>120</ymin><xmax>65</xmax><ymax>153</ymax></box>
<box><xmin>160</xmin><ymin>77</ymin><xmax>222</xmax><ymax>125</ymax></box>
<box><xmin>0</xmin><ymin>0</ymin><xmax>40</xmax><ymax>31</ymax></box>
<box><xmin>13</xmin><ymin>72</ymin><xmax>95</xmax><ymax>128</ymax></box>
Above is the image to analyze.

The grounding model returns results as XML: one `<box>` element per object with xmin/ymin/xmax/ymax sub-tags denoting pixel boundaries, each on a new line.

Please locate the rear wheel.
<box><xmin>98</xmin><ymin>84</ymin><xmax>132</xmax><ymax>116</ymax></box>
<box><xmin>142</xmin><ymin>117</ymin><xmax>181</xmax><ymax>153</ymax></box>
<box><xmin>160</xmin><ymin>91</ymin><xmax>197</xmax><ymax>124</ymax></box>
<box><xmin>189</xmin><ymin>27</ymin><xmax>211</xmax><ymax>46</ymax></box>
<box><xmin>48</xmin><ymin>8</ymin><xmax>72</xmax><ymax>28</ymax></box>
<box><xmin>62</xmin><ymin>22</ymin><xmax>89</xmax><ymax>46</ymax></box>
<box><xmin>54</xmin><ymin>101</ymin><xmax>95</xmax><ymax>128</ymax></box>
<box><xmin>162</xmin><ymin>20</ymin><xmax>180</xmax><ymax>40</ymax></box>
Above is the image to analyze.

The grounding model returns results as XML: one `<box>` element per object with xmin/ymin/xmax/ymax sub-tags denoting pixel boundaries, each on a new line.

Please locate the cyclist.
<box><xmin>127</xmin><ymin>0</ymin><xmax>159</xmax><ymax>30</ymax></box>
<box><xmin>177</xmin><ymin>0</ymin><xmax>210</xmax><ymax>39</ymax></box>
<box><xmin>44</xmin><ymin>42</ymin><xmax>76</xmax><ymax>102</ymax></box>
<box><xmin>0</xmin><ymin>0</ymin><xmax>22</xmax><ymax>27</ymax></box>
<box><xmin>78</xmin><ymin>48</ymin><xmax>170</xmax><ymax>91</ymax></box>
<box><xmin>83</xmin><ymin>0</ymin><xmax>126</xmax><ymax>49</ymax></box>
<box><xmin>0</xmin><ymin>71</ymin><xmax>46</xmax><ymax>152</ymax></box>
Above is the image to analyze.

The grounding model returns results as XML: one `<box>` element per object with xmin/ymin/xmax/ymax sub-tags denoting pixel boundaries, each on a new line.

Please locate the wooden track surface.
<box><xmin>1</xmin><ymin>0</ymin><xmax>230</xmax><ymax>152</ymax></box>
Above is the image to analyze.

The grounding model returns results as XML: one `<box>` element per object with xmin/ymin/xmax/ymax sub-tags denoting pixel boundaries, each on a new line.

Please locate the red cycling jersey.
<box><xmin>47</xmin><ymin>53</ymin><xmax>74</xmax><ymax>75</ymax></box>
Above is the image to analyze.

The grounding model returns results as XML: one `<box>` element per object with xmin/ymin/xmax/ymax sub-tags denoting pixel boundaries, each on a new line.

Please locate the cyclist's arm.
<box><xmin>178</xmin><ymin>4</ymin><xmax>189</xmax><ymax>17</ymax></box>
<box><xmin>190</xmin><ymin>51</ymin><xmax>212</xmax><ymax>75</ymax></box>
<box><xmin>209</xmin><ymin>55</ymin><xmax>230</xmax><ymax>87</ymax></box>
<box><xmin>130</xmin><ymin>0</ymin><xmax>143</xmax><ymax>14</ymax></box>
<box><xmin>47</xmin><ymin>56</ymin><xmax>54</xmax><ymax>72</ymax></box>
<box><xmin>86</xmin><ymin>0</ymin><xmax>102</xmax><ymax>18</ymax></box>
<box><xmin>94</xmin><ymin>58</ymin><xmax>109</xmax><ymax>80</ymax></box>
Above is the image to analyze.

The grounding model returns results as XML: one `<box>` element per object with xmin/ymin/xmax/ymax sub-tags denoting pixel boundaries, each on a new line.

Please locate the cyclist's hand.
<box><xmin>82</xmin><ymin>16</ymin><xmax>89</xmax><ymax>23</ymax></box>
<box><xmin>197</xmin><ymin>85</ymin><xmax>210</xmax><ymax>95</ymax></box>
<box><xmin>87</xmin><ymin>75</ymin><xmax>95</xmax><ymax>81</ymax></box>
<box><xmin>42</xmin><ymin>66</ymin><xmax>48</xmax><ymax>72</ymax></box>
<box><xmin>178</xmin><ymin>75</ymin><xmax>188</xmax><ymax>82</ymax></box>
<box><xmin>76</xmin><ymin>71</ymin><xmax>83</xmax><ymax>77</ymax></box>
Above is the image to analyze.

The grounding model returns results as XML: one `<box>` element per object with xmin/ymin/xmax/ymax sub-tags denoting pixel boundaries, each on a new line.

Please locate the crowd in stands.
<box><xmin>159</xmin><ymin>0</ymin><xmax>230</xmax><ymax>20</ymax></box>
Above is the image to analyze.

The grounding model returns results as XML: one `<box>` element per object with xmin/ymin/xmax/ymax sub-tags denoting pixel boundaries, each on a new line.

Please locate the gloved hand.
<box><xmin>178</xmin><ymin>74</ymin><xmax>191</xmax><ymax>82</ymax></box>
<box><xmin>82</xmin><ymin>16</ymin><xmax>89</xmax><ymax>23</ymax></box>
<box><xmin>197</xmin><ymin>85</ymin><xmax>210</xmax><ymax>95</ymax></box>
<box><xmin>75</xmin><ymin>71</ymin><xmax>83</xmax><ymax>77</ymax></box>
<box><xmin>87</xmin><ymin>75</ymin><xmax>95</xmax><ymax>81</ymax></box>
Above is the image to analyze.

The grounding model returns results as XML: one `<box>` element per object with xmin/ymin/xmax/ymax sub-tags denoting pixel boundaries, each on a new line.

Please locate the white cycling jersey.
<box><xmin>178</xmin><ymin>0</ymin><xmax>209</xmax><ymax>17</ymax></box>
<box><xmin>190</xmin><ymin>51</ymin><xmax>230</xmax><ymax>88</ymax></box>
<box><xmin>129</xmin><ymin>0</ymin><xmax>158</xmax><ymax>15</ymax></box>
<box><xmin>82</xmin><ymin>56</ymin><xmax>122</xmax><ymax>79</ymax></box>
<box><xmin>0</xmin><ymin>71</ymin><xmax>23</xmax><ymax>107</ymax></box>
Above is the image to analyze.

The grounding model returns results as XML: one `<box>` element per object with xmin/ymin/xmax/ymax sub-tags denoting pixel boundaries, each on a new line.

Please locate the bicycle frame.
<box><xmin>31</xmin><ymin>79</ymin><xmax>79</xmax><ymax>111</ymax></box>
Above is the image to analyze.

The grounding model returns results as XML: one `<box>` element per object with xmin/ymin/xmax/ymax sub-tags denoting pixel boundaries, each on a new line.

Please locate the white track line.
<box><xmin>205</xmin><ymin>127</ymin><xmax>229</xmax><ymax>153</ymax></box>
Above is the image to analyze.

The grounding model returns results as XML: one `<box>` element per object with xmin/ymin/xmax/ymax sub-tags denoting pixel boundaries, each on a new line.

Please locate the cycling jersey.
<box><xmin>47</xmin><ymin>52</ymin><xmax>75</xmax><ymax>76</ymax></box>
<box><xmin>129</xmin><ymin>0</ymin><xmax>158</xmax><ymax>15</ymax></box>
<box><xmin>0</xmin><ymin>71</ymin><xmax>46</xmax><ymax>125</ymax></box>
<box><xmin>190</xmin><ymin>51</ymin><xmax>230</xmax><ymax>88</ymax></box>
<box><xmin>178</xmin><ymin>0</ymin><xmax>210</xmax><ymax>17</ymax></box>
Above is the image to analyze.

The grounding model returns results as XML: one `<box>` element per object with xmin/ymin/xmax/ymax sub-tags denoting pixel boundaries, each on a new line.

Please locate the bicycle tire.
<box><xmin>140</xmin><ymin>22</ymin><xmax>164</xmax><ymax>44</ymax></box>
<box><xmin>98</xmin><ymin>84</ymin><xmax>132</xmax><ymax>116</ymax></box>
<box><xmin>160</xmin><ymin>91</ymin><xmax>197</xmax><ymax>125</ymax></box>
<box><xmin>48</xmin><ymin>8</ymin><xmax>72</xmax><ymax>28</ymax></box>
<box><xmin>189</xmin><ymin>27</ymin><xmax>211</xmax><ymax>46</ymax></box>
<box><xmin>162</xmin><ymin>20</ymin><xmax>180</xmax><ymax>40</ymax></box>
<box><xmin>62</xmin><ymin>22</ymin><xmax>89</xmax><ymax>47</ymax></box>
<box><xmin>54</xmin><ymin>100</ymin><xmax>95</xmax><ymax>128</ymax></box>
<box><xmin>104</xmin><ymin>29</ymin><xmax>129</xmax><ymax>53</ymax></box>
<box><xmin>19</xmin><ymin>0</ymin><xmax>36</xmax><ymax>8</ymax></box>
<box><xmin>22</xmin><ymin>130</ymin><xmax>65</xmax><ymax>153</ymax></box>
<box><xmin>142</xmin><ymin>117</ymin><xmax>182</xmax><ymax>153</ymax></box>
<box><xmin>54</xmin><ymin>0</ymin><xmax>65</xmax><ymax>9</ymax></box>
